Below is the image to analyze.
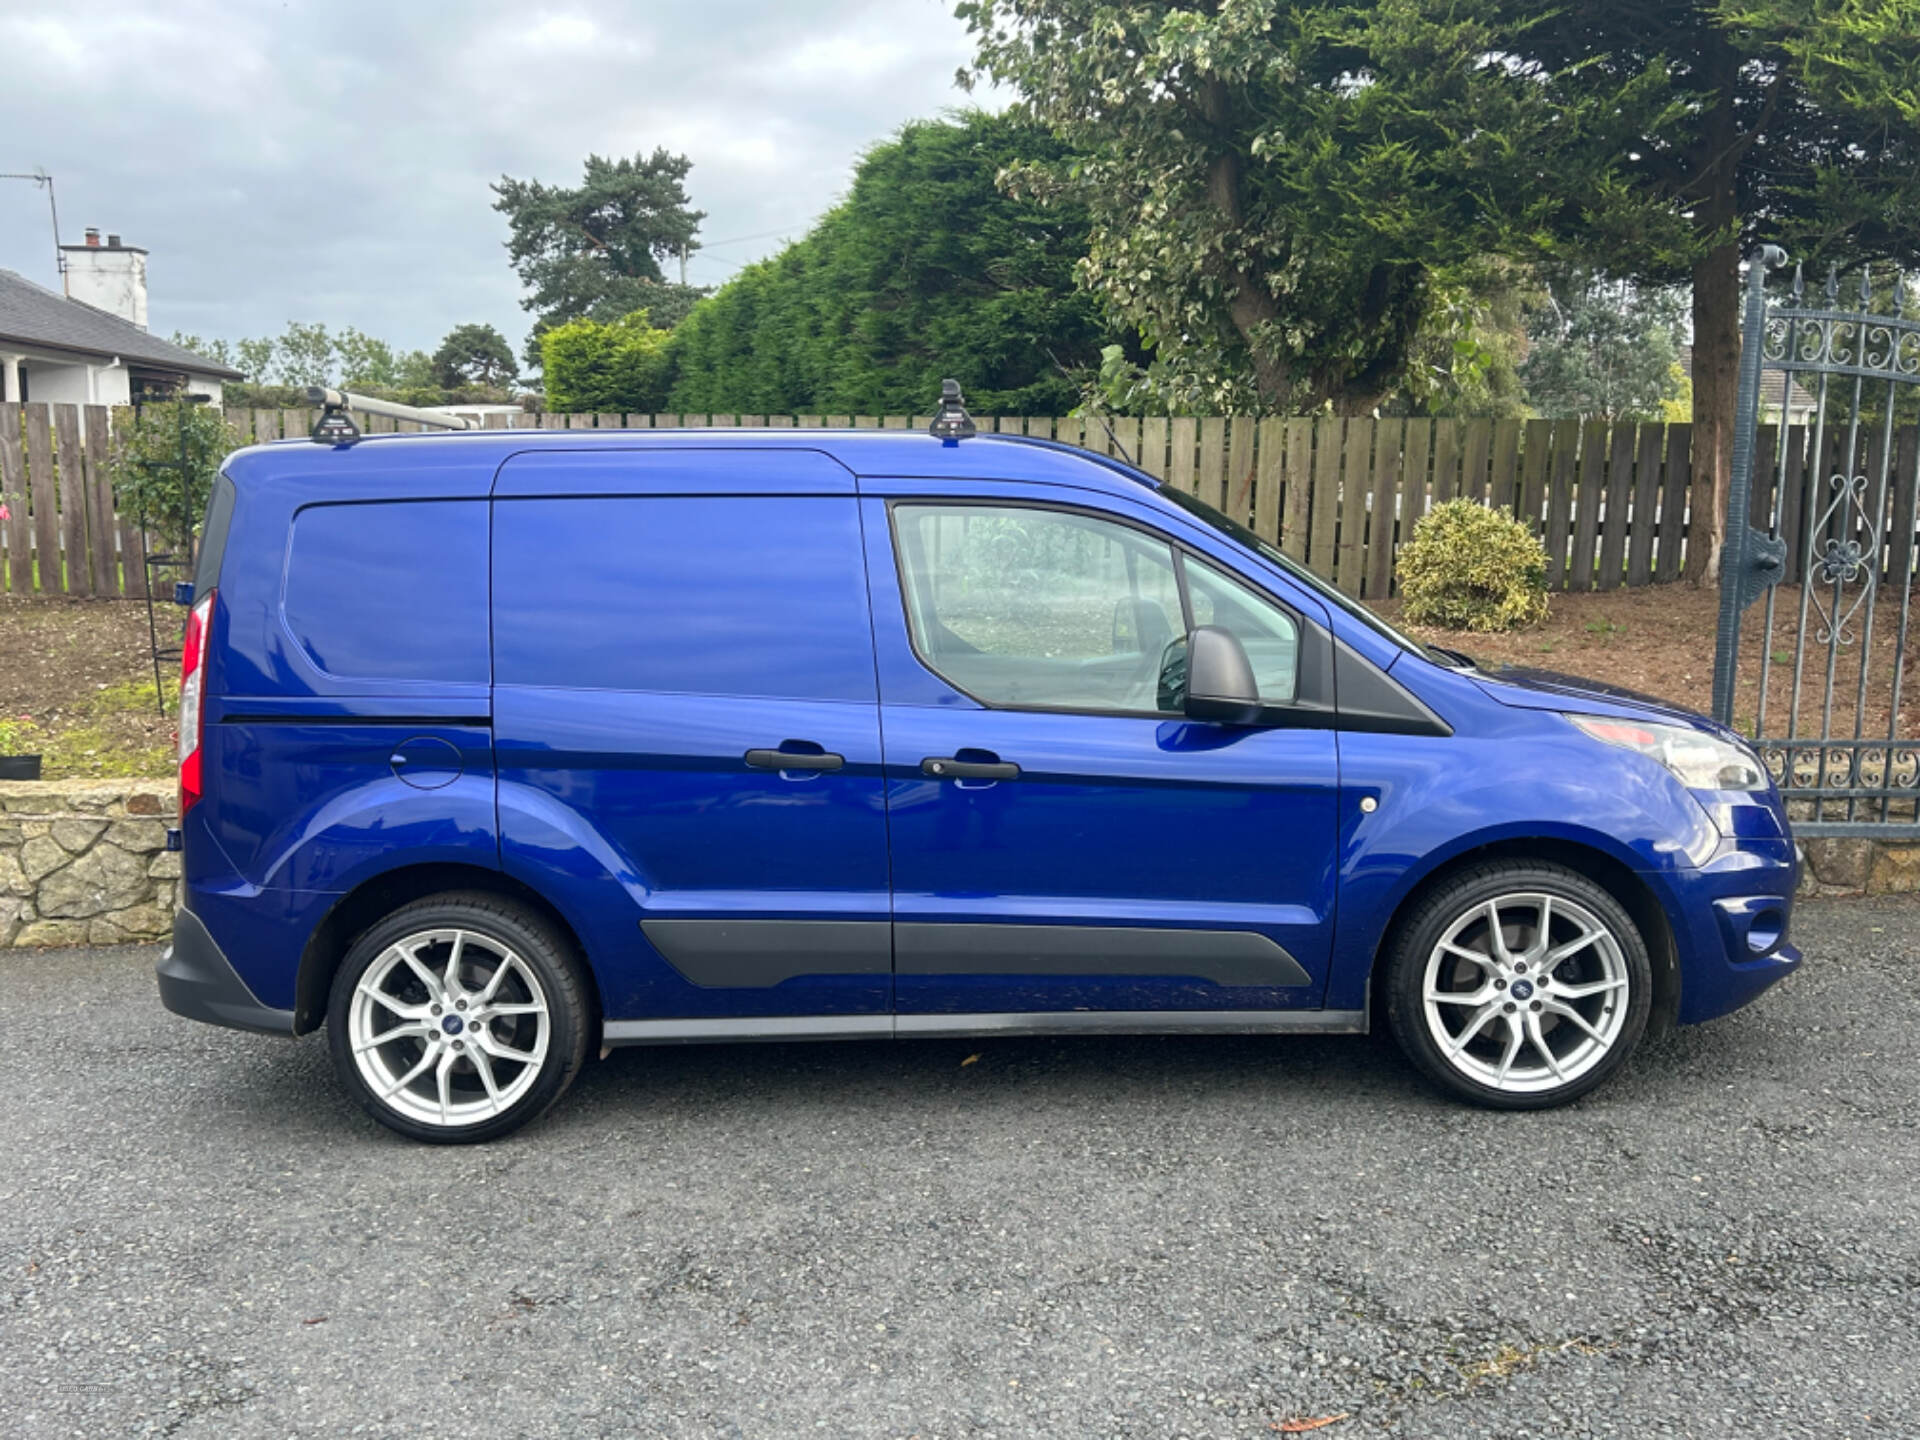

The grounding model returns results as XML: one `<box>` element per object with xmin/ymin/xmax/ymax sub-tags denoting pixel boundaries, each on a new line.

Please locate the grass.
<box><xmin>1</xmin><ymin>674</ymin><xmax>173</xmax><ymax>779</ymax></box>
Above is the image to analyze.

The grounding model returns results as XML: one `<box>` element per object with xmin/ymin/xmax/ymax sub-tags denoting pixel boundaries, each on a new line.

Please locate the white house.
<box><xmin>0</xmin><ymin>228</ymin><xmax>240</xmax><ymax>406</ymax></box>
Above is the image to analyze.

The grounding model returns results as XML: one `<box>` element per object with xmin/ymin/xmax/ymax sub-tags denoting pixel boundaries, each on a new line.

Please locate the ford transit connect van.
<box><xmin>157</xmin><ymin>415</ymin><xmax>1800</xmax><ymax>1142</ymax></box>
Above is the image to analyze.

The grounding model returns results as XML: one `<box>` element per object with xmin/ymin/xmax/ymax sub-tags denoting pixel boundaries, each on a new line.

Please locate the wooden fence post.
<box><xmin>1</xmin><ymin>405</ymin><xmax>29</xmax><ymax>595</ymax></box>
<box><xmin>1308</xmin><ymin>417</ymin><xmax>1343</xmax><ymax>580</ymax></box>
<box><xmin>1569</xmin><ymin>419</ymin><xmax>1608</xmax><ymax>592</ymax></box>
<box><xmin>1400</xmin><ymin>418</ymin><xmax>1432</xmax><ymax>540</ymax></box>
<box><xmin>1545</xmin><ymin>419</ymin><xmax>1580</xmax><ymax>589</ymax></box>
<box><xmin>1226</xmin><ymin>416</ymin><xmax>1256</xmax><ymax>522</ymax></box>
<box><xmin>1168</xmin><ymin>417</ymin><xmax>1199</xmax><ymax>495</ymax></box>
<box><xmin>1488</xmin><ymin>419</ymin><xmax>1521</xmax><ymax>515</ymax></box>
<box><xmin>1518</xmin><ymin>418</ymin><xmax>1552</xmax><ymax>534</ymax></box>
<box><xmin>1281</xmin><ymin>419</ymin><xmax>1313</xmax><ymax>562</ymax></box>
<box><xmin>53</xmin><ymin>405</ymin><xmax>90</xmax><ymax>596</ymax></box>
<box><xmin>83</xmin><ymin>406</ymin><xmax>116</xmax><ymax>593</ymax></box>
<box><xmin>1338</xmin><ymin>418</ymin><xmax>1374</xmax><ymax>595</ymax></box>
<box><xmin>1195</xmin><ymin>416</ymin><xmax>1225</xmax><ymax>507</ymax></box>
<box><xmin>1430</xmin><ymin>420</ymin><xmax>1459</xmax><ymax>505</ymax></box>
<box><xmin>1597</xmin><ymin>422</ymin><xmax>1637</xmax><ymax>590</ymax></box>
<box><xmin>1626</xmin><ymin>423</ymin><xmax>1665</xmax><ymax>589</ymax></box>
<box><xmin>1253</xmin><ymin>417</ymin><xmax>1285</xmax><ymax>547</ymax></box>
<box><xmin>1367</xmin><ymin>418</ymin><xmax>1403</xmax><ymax>599</ymax></box>
<box><xmin>24</xmin><ymin>404</ymin><xmax>57</xmax><ymax>595</ymax></box>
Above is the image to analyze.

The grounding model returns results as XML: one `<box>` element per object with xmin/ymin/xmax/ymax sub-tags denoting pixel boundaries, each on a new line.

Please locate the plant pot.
<box><xmin>0</xmin><ymin>755</ymin><xmax>43</xmax><ymax>781</ymax></box>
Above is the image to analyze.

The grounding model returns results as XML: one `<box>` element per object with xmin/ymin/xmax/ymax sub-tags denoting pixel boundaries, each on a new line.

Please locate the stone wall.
<box><xmin>1799</xmin><ymin>836</ymin><xmax>1920</xmax><ymax>896</ymax></box>
<box><xmin>0</xmin><ymin>779</ymin><xmax>179</xmax><ymax>947</ymax></box>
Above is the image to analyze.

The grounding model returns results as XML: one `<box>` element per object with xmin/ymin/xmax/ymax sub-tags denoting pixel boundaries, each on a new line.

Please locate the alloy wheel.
<box><xmin>1420</xmin><ymin>892</ymin><xmax>1631</xmax><ymax>1096</ymax></box>
<box><xmin>346</xmin><ymin>927</ymin><xmax>552</xmax><ymax>1129</ymax></box>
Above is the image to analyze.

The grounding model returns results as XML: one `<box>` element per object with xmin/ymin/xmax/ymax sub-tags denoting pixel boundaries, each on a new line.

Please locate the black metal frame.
<box><xmin>1715</xmin><ymin>249</ymin><xmax>1920</xmax><ymax>835</ymax></box>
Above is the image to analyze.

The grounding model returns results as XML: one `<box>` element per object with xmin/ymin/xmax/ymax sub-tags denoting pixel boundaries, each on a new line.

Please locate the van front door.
<box><xmin>491</xmin><ymin>449</ymin><xmax>892</xmax><ymax>1025</ymax></box>
<box><xmin>864</xmin><ymin>491</ymin><xmax>1342</xmax><ymax>1020</ymax></box>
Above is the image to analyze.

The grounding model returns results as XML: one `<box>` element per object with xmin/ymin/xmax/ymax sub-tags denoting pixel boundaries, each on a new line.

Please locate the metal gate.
<box><xmin>1714</xmin><ymin>247</ymin><xmax>1920</xmax><ymax>836</ymax></box>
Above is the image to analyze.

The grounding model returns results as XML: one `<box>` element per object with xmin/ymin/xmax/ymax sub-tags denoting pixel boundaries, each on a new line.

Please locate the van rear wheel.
<box><xmin>1384</xmin><ymin>862</ymin><xmax>1652</xmax><ymax>1110</ymax></box>
<box><xmin>326</xmin><ymin>893</ymin><xmax>591</xmax><ymax>1143</ymax></box>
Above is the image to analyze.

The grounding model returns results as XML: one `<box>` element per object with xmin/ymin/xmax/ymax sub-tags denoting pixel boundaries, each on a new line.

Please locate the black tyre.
<box><xmin>326</xmin><ymin>892</ymin><xmax>592</xmax><ymax>1143</ymax></box>
<box><xmin>1384</xmin><ymin>862</ymin><xmax>1652</xmax><ymax>1110</ymax></box>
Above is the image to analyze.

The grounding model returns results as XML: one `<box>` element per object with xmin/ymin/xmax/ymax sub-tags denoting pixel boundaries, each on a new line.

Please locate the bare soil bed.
<box><xmin>1384</xmin><ymin>580</ymin><xmax>1918</xmax><ymax>745</ymax></box>
<box><xmin>0</xmin><ymin>597</ymin><xmax>175</xmax><ymax>779</ymax></box>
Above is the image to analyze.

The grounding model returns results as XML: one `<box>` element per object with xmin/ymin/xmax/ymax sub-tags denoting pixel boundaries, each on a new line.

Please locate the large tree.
<box><xmin>955</xmin><ymin>0</ymin><xmax>1636</xmax><ymax>416</ymax></box>
<box><xmin>1488</xmin><ymin>0</ymin><xmax>1920</xmax><ymax>578</ymax></box>
<box><xmin>1521</xmin><ymin>272</ymin><xmax>1688</xmax><ymax>421</ymax></box>
<box><xmin>493</xmin><ymin>150</ymin><xmax>707</xmax><ymax>364</ymax></box>
<box><xmin>666</xmin><ymin>111</ymin><xmax>1111</xmax><ymax>415</ymax></box>
<box><xmin>431</xmin><ymin>323</ymin><xmax>518</xmax><ymax>389</ymax></box>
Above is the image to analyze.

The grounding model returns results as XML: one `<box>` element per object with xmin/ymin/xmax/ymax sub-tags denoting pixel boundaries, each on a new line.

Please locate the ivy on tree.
<box><xmin>954</xmin><ymin>1</ymin><xmax>1635</xmax><ymax>416</ymax></box>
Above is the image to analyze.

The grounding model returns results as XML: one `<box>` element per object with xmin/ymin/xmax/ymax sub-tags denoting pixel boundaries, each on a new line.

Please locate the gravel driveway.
<box><xmin>2</xmin><ymin>898</ymin><xmax>1916</xmax><ymax>1439</ymax></box>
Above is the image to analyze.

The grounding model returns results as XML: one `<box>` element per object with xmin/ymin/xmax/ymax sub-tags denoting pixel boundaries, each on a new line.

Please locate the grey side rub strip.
<box><xmin>602</xmin><ymin>1010</ymin><xmax>1367</xmax><ymax>1046</ymax></box>
<box><xmin>642</xmin><ymin>919</ymin><xmax>891</xmax><ymax>989</ymax></box>
<box><xmin>894</xmin><ymin>923</ymin><xmax>1312</xmax><ymax>987</ymax></box>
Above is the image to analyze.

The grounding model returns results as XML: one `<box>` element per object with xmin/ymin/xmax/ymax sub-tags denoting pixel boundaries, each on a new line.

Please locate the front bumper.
<box><xmin>156</xmin><ymin>908</ymin><xmax>297</xmax><ymax>1036</ymax></box>
<box><xmin>1662</xmin><ymin>838</ymin><xmax>1803</xmax><ymax>1025</ymax></box>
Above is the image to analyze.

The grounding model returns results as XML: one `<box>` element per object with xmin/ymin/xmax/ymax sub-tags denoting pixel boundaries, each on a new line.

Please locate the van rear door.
<box><xmin>490</xmin><ymin>448</ymin><xmax>891</xmax><ymax>1024</ymax></box>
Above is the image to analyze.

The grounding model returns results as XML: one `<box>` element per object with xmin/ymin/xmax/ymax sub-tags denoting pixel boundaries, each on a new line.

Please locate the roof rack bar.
<box><xmin>304</xmin><ymin>386</ymin><xmax>476</xmax><ymax>436</ymax></box>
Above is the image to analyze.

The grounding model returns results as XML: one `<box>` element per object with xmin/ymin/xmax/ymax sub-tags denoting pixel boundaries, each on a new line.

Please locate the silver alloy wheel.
<box><xmin>347</xmin><ymin>927</ymin><xmax>551</xmax><ymax>1129</ymax></box>
<box><xmin>1421</xmin><ymin>892</ymin><xmax>1630</xmax><ymax>1095</ymax></box>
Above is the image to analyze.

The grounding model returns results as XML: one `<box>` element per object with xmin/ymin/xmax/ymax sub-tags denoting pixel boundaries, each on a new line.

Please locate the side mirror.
<box><xmin>1184</xmin><ymin>625</ymin><xmax>1263</xmax><ymax>725</ymax></box>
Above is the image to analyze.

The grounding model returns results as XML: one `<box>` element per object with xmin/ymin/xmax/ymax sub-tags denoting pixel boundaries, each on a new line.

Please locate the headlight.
<box><xmin>1569</xmin><ymin>715</ymin><xmax>1769</xmax><ymax>791</ymax></box>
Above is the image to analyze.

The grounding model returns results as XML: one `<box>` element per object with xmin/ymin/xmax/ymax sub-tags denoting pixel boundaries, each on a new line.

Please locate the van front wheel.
<box><xmin>326</xmin><ymin>893</ymin><xmax>591</xmax><ymax>1143</ymax></box>
<box><xmin>1385</xmin><ymin>862</ymin><xmax>1652</xmax><ymax>1110</ymax></box>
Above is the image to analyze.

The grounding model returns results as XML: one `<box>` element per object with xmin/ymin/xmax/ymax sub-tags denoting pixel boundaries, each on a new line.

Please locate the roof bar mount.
<box><xmin>928</xmin><ymin>378</ymin><xmax>976</xmax><ymax>444</ymax></box>
<box><xmin>304</xmin><ymin>387</ymin><xmax>476</xmax><ymax>446</ymax></box>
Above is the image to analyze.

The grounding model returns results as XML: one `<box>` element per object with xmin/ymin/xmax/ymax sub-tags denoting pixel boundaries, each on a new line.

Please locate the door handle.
<box><xmin>922</xmin><ymin>755</ymin><xmax>1021</xmax><ymax>781</ymax></box>
<box><xmin>745</xmin><ymin>747</ymin><xmax>844</xmax><ymax>772</ymax></box>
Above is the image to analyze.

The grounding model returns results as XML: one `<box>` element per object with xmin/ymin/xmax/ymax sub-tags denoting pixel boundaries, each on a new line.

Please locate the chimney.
<box><xmin>60</xmin><ymin>228</ymin><xmax>150</xmax><ymax>330</ymax></box>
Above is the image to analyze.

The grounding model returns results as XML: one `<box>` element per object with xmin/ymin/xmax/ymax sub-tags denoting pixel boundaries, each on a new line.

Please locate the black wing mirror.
<box><xmin>1184</xmin><ymin>625</ymin><xmax>1263</xmax><ymax>725</ymax></box>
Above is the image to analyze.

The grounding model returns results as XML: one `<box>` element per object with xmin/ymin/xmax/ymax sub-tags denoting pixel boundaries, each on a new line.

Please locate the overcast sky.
<box><xmin>0</xmin><ymin>0</ymin><xmax>991</xmax><ymax>359</ymax></box>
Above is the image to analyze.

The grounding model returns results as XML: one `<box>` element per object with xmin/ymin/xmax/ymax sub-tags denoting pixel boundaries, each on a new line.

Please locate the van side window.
<box><xmin>493</xmin><ymin>496</ymin><xmax>875</xmax><ymax>701</ymax></box>
<box><xmin>283</xmin><ymin>499</ymin><xmax>491</xmax><ymax>682</ymax></box>
<box><xmin>892</xmin><ymin>503</ymin><xmax>1185</xmax><ymax>714</ymax></box>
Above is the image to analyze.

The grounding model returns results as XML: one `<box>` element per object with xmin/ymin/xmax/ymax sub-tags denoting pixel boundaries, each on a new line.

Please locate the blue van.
<box><xmin>156</xmin><ymin>409</ymin><xmax>1801</xmax><ymax>1142</ymax></box>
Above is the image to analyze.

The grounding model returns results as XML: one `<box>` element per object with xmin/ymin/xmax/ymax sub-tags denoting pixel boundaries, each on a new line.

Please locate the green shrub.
<box><xmin>109</xmin><ymin>401</ymin><xmax>242</xmax><ymax>556</ymax></box>
<box><xmin>539</xmin><ymin>309</ymin><xmax>674</xmax><ymax>414</ymax></box>
<box><xmin>1396</xmin><ymin>498</ymin><xmax>1549</xmax><ymax>632</ymax></box>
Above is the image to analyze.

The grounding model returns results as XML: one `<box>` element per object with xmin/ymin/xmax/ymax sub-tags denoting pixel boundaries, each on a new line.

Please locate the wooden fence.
<box><xmin>6</xmin><ymin>401</ymin><xmax>1916</xmax><ymax>601</ymax></box>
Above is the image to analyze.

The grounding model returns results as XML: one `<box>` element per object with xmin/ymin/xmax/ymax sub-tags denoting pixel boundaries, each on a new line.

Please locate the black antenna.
<box><xmin>0</xmin><ymin>168</ymin><xmax>61</xmax><ymax>277</ymax></box>
<box><xmin>1045</xmin><ymin>345</ymin><xmax>1136</xmax><ymax>467</ymax></box>
<box><xmin>928</xmin><ymin>379</ymin><xmax>976</xmax><ymax>442</ymax></box>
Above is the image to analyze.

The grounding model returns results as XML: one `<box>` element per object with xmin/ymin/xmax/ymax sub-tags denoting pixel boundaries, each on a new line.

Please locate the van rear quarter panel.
<box><xmin>194</xmin><ymin>444</ymin><xmax>502</xmax><ymax>1001</ymax></box>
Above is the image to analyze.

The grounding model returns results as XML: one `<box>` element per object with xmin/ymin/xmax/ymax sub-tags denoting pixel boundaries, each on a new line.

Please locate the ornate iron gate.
<box><xmin>1714</xmin><ymin>247</ymin><xmax>1920</xmax><ymax>836</ymax></box>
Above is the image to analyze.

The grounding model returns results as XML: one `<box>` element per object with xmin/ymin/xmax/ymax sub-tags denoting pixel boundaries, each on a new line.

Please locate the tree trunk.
<box><xmin>1199</xmin><ymin>79</ymin><xmax>1296</xmax><ymax>411</ymax></box>
<box><xmin>1684</xmin><ymin>32</ymin><xmax>1742</xmax><ymax>586</ymax></box>
<box><xmin>1688</xmin><ymin>240</ymin><xmax>1740</xmax><ymax>585</ymax></box>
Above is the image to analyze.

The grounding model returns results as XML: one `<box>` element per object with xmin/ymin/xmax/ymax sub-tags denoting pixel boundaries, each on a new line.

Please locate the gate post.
<box><xmin>1711</xmin><ymin>246</ymin><xmax>1788</xmax><ymax>726</ymax></box>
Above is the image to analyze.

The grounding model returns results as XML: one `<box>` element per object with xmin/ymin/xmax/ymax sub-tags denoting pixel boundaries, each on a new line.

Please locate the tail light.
<box><xmin>178</xmin><ymin>590</ymin><xmax>215</xmax><ymax>815</ymax></box>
